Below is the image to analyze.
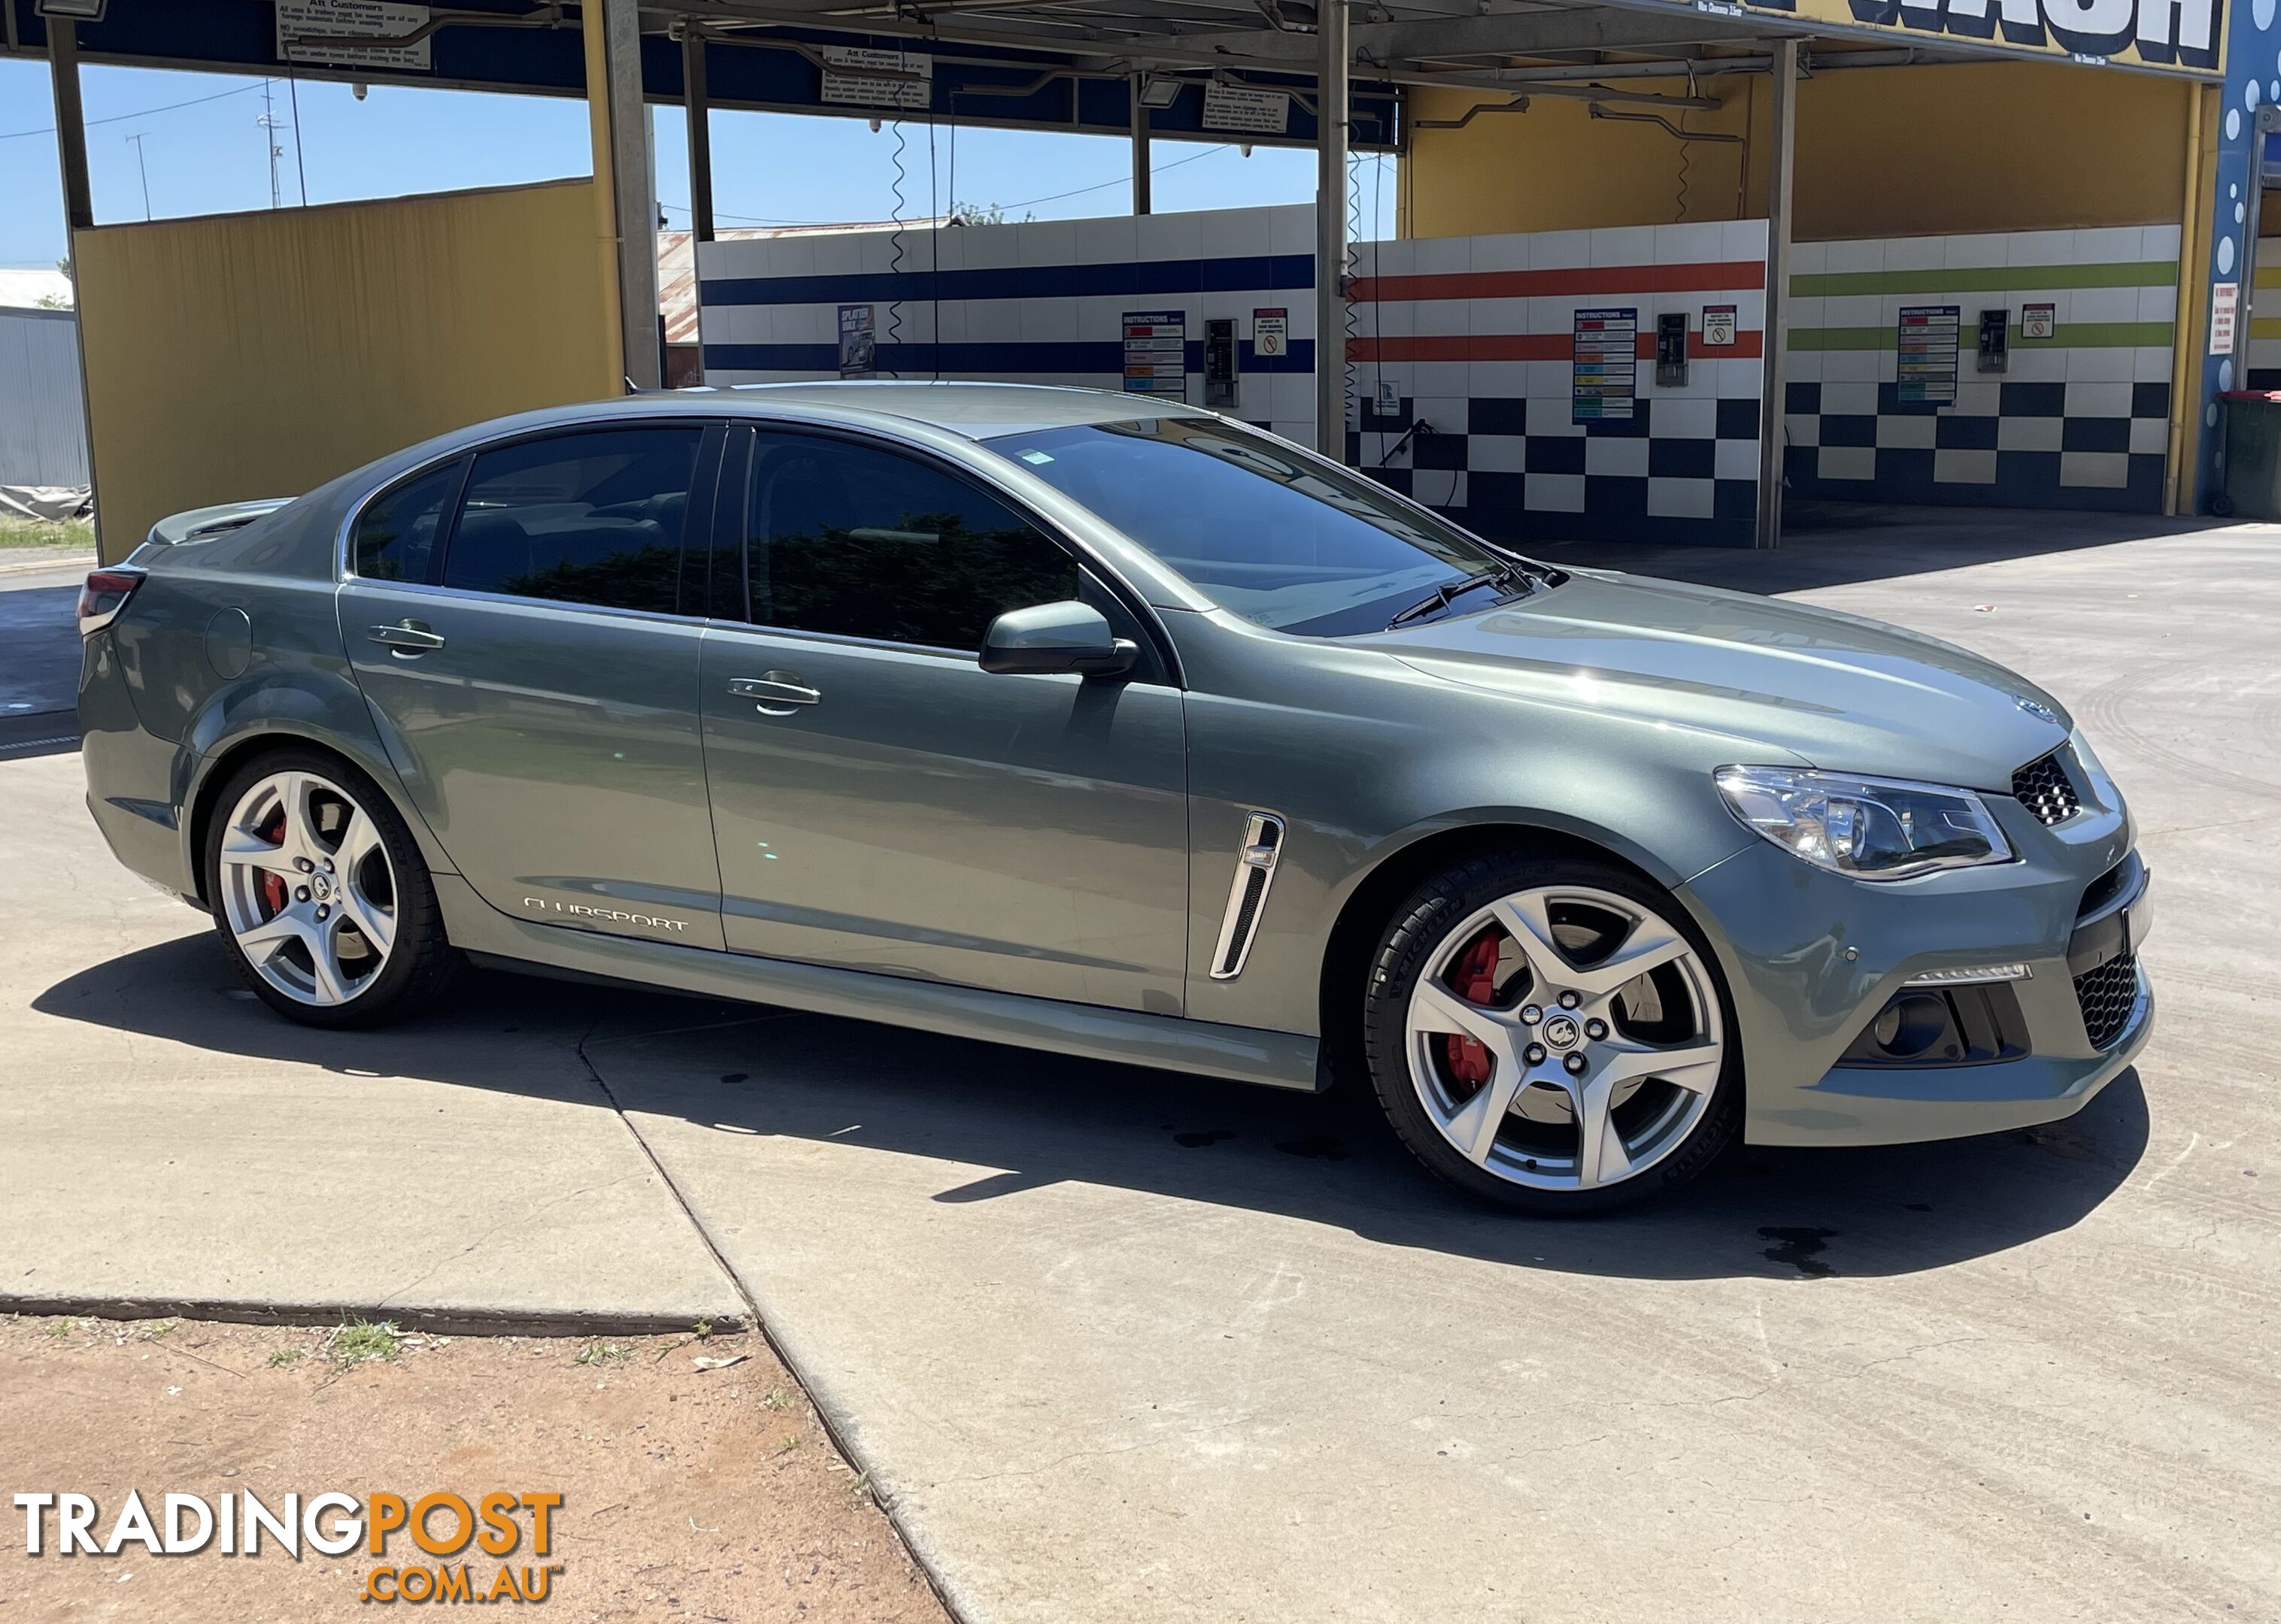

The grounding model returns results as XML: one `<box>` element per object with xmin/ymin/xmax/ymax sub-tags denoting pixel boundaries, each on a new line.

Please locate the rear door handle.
<box><xmin>728</xmin><ymin>674</ymin><xmax>821</xmax><ymax>715</ymax></box>
<box><xmin>369</xmin><ymin>620</ymin><xmax>445</xmax><ymax>654</ymax></box>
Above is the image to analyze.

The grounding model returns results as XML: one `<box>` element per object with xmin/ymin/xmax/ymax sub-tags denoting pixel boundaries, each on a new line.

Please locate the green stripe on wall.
<box><xmin>1790</xmin><ymin>321</ymin><xmax>2174</xmax><ymax>351</ymax></box>
<box><xmin>1791</xmin><ymin>262</ymin><xmax>2178</xmax><ymax>296</ymax></box>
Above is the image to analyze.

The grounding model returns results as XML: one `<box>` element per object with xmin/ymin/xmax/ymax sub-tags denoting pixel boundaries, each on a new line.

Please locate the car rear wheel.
<box><xmin>205</xmin><ymin>748</ymin><xmax>457</xmax><ymax>1027</ymax></box>
<box><xmin>1363</xmin><ymin>851</ymin><xmax>1740</xmax><ymax>1213</ymax></box>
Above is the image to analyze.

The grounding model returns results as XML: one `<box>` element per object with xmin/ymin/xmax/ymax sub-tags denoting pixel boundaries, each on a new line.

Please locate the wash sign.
<box><xmin>1685</xmin><ymin>0</ymin><xmax>2222</xmax><ymax>72</ymax></box>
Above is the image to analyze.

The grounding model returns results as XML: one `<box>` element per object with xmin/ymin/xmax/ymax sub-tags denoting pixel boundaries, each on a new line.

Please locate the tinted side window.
<box><xmin>354</xmin><ymin>461</ymin><xmax>462</xmax><ymax>582</ymax></box>
<box><xmin>748</xmin><ymin>434</ymin><xmax>1078</xmax><ymax>649</ymax></box>
<box><xmin>444</xmin><ymin>428</ymin><xmax>702</xmax><ymax>614</ymax></box>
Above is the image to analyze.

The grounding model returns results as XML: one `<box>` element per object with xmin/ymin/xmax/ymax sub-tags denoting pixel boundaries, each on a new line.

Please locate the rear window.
<box><xmin>353</xmin><ymin>462</ymin><xmax>462</xmax><ymax>583</ymax></box>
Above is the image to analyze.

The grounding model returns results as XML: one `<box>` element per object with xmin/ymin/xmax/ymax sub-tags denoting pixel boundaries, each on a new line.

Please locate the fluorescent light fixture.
<box><xmin>36</xmin><ymin>0</ymin><xmax>108</xmax><ymax>19</ymax></box>
<box><xmin>1139</xmin><ymin>77</ymin><xmax>1184</xmax><ymax>109</ymax></box>
<box><xmin>1903</xmin><ymin>964</ymin><xmax>2031</xmax><ymax>986</ymax></box>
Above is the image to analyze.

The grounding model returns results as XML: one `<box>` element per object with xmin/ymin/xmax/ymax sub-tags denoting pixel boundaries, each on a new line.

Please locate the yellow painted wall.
<box><xmin>1405</xmin><ymin>62</ymin><xmax>2195</xmax><ymax>242</ymax></box>
<box><xmin>74</xmin><ymin>178</ymin><xmax>616</xmax><ymax>562</ymax></box>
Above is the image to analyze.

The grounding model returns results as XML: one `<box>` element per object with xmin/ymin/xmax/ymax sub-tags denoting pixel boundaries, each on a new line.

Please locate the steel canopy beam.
<box><xmin>1197</xmin><ymin>5</ymin><xmax>1794</xmax><ymax>66</ymax></box>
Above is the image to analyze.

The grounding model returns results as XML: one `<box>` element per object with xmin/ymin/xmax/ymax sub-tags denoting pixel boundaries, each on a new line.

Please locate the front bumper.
<box><xmin>1680</xmin><ymin>794</ymin><xmax>2153</xmax><ymax>1149</ymax></box>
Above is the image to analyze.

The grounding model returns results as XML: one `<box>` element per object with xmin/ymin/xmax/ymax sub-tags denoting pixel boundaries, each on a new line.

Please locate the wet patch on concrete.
<box><xmin>1758</xmin><ymin>1226</ymin><xmax>1840</xmax><ymax>1278</ymax></box>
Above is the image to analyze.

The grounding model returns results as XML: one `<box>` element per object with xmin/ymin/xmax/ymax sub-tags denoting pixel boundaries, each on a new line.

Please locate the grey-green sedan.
<box><xmin>76</xmin><ymin>383</ymin><xmax>2152</xmax><ymax>1213</ymax></box>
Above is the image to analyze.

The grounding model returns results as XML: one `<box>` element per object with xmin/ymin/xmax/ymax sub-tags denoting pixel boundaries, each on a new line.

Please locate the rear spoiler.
<box><xmin>146</xmin><ymin>497</ymin><xmax>294</xmax><ymax>547</ymax></box>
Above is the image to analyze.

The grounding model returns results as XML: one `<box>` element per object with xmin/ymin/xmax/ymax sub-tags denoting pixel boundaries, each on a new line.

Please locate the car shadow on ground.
<box><xmin>35</xmin><ymin>935</ymin><xmax>2149</xmax><ymax>1286</ymax></box>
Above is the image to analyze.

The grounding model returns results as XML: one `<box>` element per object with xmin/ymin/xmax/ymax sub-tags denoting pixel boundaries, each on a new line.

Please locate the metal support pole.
<box><xmin>1315</xmin><ymin>0</ymin><xmax>1349</xmax><ymax>462</ymax></box>
<box><xmin>49</xmin><ymin>20</ymin><xmax>93</xmax><ymax>231</ymax></box>
<box><xmin>47</xmin><ymin>17</ymin><xmax>105</xmax><ymax>557</ymax></box>
<box><xmin>684</xmin><ymin>25</ymin><xmax>711</xmax><ymax>243</ymax></box>
<box><xmin>593</xmin><ymin>0</ymin><xmax>660</xmax><ymax>389</ymax></box>
<box><xmin>684</xmin><ymin>26</ymin><xmax>715</xmax><ymax>243</ymax></box>
<box><xmin>1754</xmin><ymin>38</ymin><xmax>1798</xmax><ymax>550</ymax></box>
<box><xmin>2167</xmin><ymin>84</ymin><xmax>2216</xmax><ymax>515</ymax></box>
<box><xmin>1130</xmin><ymin>74</ymin><xmax>1152</xmax><ymax>216</ymax></box>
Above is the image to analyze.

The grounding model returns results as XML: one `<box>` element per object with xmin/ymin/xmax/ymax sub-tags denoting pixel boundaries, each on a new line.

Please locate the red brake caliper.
<box><xmin>1445</xmin><ymin>932</ymin><xmax>1503</xmax><ymax>1086</ymax></box>
<box><xmin>259</xmin><ymin>808</ymin><xmax>288</xmax><ymax>917</ymax></box>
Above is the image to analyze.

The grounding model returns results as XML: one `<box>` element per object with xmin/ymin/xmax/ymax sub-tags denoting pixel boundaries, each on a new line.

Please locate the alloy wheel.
<box><xmin>1403</xmin><ymin>883</ymin><xmax>1724</xmax><ymax>1193</ymax></box>
<box><xmin>216</xmin><ymin>769</ymin><xmax>398</xmax><ymax>1007</ymax></box>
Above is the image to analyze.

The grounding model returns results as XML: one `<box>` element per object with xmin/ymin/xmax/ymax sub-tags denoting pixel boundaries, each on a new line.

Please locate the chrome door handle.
<box><xmin>728</xmin><ymin>674</ymin><xmax>820</xmax><ymax>715</ymax></box>
<box><xmin>369</xmin><ymin>620</ymin><xmax>444</xmax><ymax>654</ymax></box>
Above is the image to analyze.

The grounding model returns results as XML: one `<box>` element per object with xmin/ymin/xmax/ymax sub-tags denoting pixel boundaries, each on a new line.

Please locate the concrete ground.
<box><xmin>2</xmin><ymin>512</ymin><xmax>2273</xmax><ymax>1622</ymax></box>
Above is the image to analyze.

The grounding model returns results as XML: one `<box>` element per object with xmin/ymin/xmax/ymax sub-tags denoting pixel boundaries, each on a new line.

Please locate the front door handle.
<box><xmin>369</xmin><ymin>620</ymin><xmax>444</xmax><ymax>655</ymax></box>
<box><xmin>728</xmin><ymin>674</ymin><xmax>821</xmax><ymax>716</ymax></box>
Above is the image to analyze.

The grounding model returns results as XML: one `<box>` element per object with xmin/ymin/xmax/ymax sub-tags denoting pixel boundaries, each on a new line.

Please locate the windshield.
<box><xmin>981</xmin><ymin>417</ymin><xmax>1536</xmax><ymax>636</ymax></box>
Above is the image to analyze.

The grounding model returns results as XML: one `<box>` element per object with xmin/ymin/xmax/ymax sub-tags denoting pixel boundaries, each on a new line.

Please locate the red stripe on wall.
<box><xmin>1348</xmin><ymin>261</ymin><xmax>1767</xmax><ymax>302</ymax></box>
<box><xmin>1348</xmin><ymin>332</ymin><xmax>1766</xmax><ymax>362</ymax></box>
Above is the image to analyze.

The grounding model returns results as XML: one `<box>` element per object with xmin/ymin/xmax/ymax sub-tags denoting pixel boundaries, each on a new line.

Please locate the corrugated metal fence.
<box><xmin>0</xmin><ymin>306</ymin><xmax>89</xmax><ymax>487</ymax></box>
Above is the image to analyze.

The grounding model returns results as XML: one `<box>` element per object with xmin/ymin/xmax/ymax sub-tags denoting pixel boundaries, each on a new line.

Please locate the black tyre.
<box><xmin>1363</xmin><ymin>850</ymin><xmax>1741</xmax><ymax>1214</ymax></box>
<box><xmin>202</xmin><ymin>745</ymin><xmax>459</xmax><ymax>1028</ymax></box>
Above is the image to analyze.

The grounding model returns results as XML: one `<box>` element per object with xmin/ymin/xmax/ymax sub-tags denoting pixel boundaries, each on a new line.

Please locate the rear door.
<box><xmin>698</xmin><ymin>424</ymin><xmax>1189</xmax><ymax>1012</ymax></box>
<box><xmin>338</xmin><ymin>420</ymin><xmax>730</xmax><ymax>948</ymax></box>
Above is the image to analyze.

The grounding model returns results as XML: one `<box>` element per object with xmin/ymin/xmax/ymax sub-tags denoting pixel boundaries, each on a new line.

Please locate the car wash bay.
<box><xmin>8</xmin><ymin>0</ymin><xmax>2246</xmax><ymax>564</ymax></box>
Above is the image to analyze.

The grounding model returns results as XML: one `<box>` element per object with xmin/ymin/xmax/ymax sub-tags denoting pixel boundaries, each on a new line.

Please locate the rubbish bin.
<box><xmin>2217</xmin><ymin>389</ymin><xmax>2281</xmax><ymax>518</ymax></box>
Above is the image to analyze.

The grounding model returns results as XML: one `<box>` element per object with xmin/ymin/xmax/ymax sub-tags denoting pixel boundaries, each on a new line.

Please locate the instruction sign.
<box><xmin>1571</xmin><ymin>308</ymin><xmax>1638</xmax><ymax>423</ymax></box>
<box><xmin>1202</xmin><ymin>84</ymin><xmax>1292</xmax><ymax>135</ymax></box>
<box><xmin>1701</xmin><ymin>304</ymin><xmax>1737</xmax><ymax>347</ymax></box>
<box><xmin>1896</xmin><ymin>305</ymin><xmax>1961</xmax><ymax>405</ymax></box>
<box><xmin>2210</xmin><ymin>283</ymin><xmax>2239</xmax><ymax>356</ymax></box>
<box><xmin>276</xmin><ymin>0</ymin><xmax>432</xmax><ymax>70</ymax></box>
<box><xmin>1253</xmin><ymin>308</ymin><xmax>1288</xmax><ymax>359</ymax></box>
<box><xmin>1123</xmin><ymin>311</ymin><xmax>1188</xmax><ymax>398</ymax></box>
<box><xmin>819</xmin><ymin>44</ymin><xmax>933</xmax><ymax>111</ymax></box>
<box><xmin>838</xmin><ymin>304</ymin><xmax>877</xmax><ymax>379</ymax></box>
<box><xmin>2021</xmin><ymin>301</ymin><xmax>2056</xmax><ymax>341</ymax></box>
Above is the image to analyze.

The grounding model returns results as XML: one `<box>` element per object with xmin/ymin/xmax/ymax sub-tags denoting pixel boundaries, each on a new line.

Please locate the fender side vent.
<box><xmin>1210</xmin><ymin>812</ymin><xmax>1286</xmax><ymax>980</ymax></box>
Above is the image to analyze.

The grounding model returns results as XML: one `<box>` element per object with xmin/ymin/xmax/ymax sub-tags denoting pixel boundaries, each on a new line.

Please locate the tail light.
<box><xmin>77</xmin><ymin>567</ymin><xmax>146</xmax><ymax>638</ymax></box>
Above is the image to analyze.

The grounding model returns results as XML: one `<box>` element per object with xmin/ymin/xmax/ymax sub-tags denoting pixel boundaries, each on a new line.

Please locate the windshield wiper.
<box><xmin>1385</xmin><ymin>562</ymin><xmax>1535</xmax><ymax>629</ymax></box>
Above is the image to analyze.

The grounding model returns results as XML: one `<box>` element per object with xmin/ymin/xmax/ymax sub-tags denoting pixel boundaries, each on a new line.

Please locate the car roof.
<box><xmin>662</xmin><ymin>380</ymin><xmax>1212</xmax><ymax>440</ymax></box>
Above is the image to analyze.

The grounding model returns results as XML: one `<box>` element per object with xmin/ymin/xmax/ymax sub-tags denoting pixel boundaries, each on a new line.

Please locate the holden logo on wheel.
<box><xmin>1541</xmin><ymin>1012</ymin><xmax>1582</xmax><ymax>1050</ymax></box>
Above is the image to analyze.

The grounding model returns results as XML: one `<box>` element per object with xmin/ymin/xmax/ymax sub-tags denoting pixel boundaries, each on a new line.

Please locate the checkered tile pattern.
<box><xmin>1354</xmin><ymin>391</ymin><xmax>1764</xmax><ymax>547</ymax></box>
<box><xmin>1782</xmin><ymin>379</ymin><xmax>2170</xmax><ymax>513</ymax></box>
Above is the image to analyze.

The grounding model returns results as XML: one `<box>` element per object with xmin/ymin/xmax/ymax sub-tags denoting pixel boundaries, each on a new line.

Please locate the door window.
<box><xmin>443</xmin><ymin>427</ymin><xmax>703</xmax><ymax>614</ymax></box>
<box><xmin>353</xmin><ymin>459</ymin><xmax>463</xmax><ymax>582</ymax></box>
<box><xmin>745</xmin><ymin>433</ymin><xmax>1078</xmax><ymax>650</ymax></box>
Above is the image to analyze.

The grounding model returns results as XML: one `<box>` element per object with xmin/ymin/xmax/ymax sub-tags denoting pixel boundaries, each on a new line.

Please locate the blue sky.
<box><xmin>0</xmin><ymin>59</ymin><xmax>1400</xmax><ymax>270</ymax></box>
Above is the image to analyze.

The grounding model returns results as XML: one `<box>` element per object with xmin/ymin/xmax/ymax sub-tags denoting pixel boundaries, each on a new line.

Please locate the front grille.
<box><xmin>2012</xmin><ymin>750</ymin><xmax>2081</xmax><ymax>826</ymax></box>
<box><xmin>2073</xmin><ymin>950</ymin><xmax>2140</xmax><ymax>1049</ymax></box>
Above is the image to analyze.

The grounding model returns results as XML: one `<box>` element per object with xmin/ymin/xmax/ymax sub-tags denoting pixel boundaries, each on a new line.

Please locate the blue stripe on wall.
<box><xmin>699</xmin><ymin>253</ymin><xmax>1316</xmax><ymax>309</ymax></box>
<box><xmin>702</xmin><ymin>338</ymin><xmax>1318</xmax><ymax>375</ymax></box>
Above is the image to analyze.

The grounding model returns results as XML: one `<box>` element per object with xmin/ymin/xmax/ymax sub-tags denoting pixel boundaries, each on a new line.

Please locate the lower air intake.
<box><xmin>2073</xmin><ymin>950</ymin><xmax>2139</xmax><ymax>1050</ymax></box>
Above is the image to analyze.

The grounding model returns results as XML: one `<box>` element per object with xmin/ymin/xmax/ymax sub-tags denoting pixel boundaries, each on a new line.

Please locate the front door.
<box><xmin>339</xmin><ymin>421</ymin><xmax>729</xmax><ymax>949</ymax></box>
<box><xmin>699</xmin><ymin>426</ymin><xmax>1188</xmax><ymax>1013</ymax></box>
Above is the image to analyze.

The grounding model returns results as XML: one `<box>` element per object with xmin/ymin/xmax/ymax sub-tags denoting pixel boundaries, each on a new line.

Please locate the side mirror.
<box><xmin>978</xmin><ymin>600</ymin><xmax>1137</xmax><ymax>678</ymax></box>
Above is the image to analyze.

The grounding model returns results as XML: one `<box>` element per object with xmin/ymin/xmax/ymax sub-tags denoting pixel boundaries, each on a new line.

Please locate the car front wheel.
<box><xmin>1363</xmin><ymin>852</ymin><xmax>1741</xmax><ymax>1213</ymax></box>
<box><xmin>205</xmin><ymin>747</ymin><xmax>457</xmax><ymax>1027</ymax></box>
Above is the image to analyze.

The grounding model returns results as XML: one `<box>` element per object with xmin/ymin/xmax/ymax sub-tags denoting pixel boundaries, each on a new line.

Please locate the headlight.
<box><xmin>1715</xmin><ymin>766</ymin><xmax>2014</xmax><ymax>881</ymax></box>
